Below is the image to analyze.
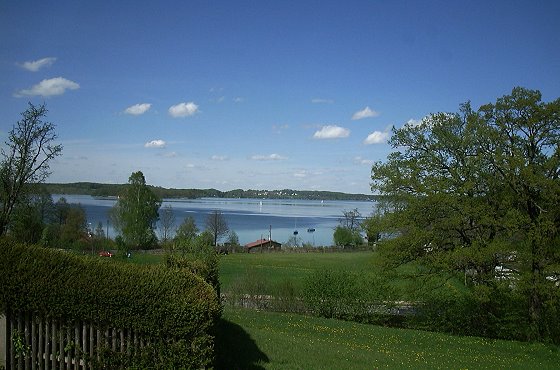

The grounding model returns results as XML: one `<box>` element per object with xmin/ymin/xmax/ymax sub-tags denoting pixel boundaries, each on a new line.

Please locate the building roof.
<box><xmin>245</xmin><ymin>239</ymin><xmax>281</xmax><ymax>248</ymax></box>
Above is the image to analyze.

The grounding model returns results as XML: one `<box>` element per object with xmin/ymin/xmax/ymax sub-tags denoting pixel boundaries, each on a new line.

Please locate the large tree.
<box><xmin>205</xmin><ymin>210</ymin><xmax>228</xmax><ymax>247</ymax></box>
<box><xmin>0</xmin><ymin>103</ymin><xmax>62</xmax><ymax>235</ymax></box>
<box><xmin>111</xmin><ymin>171</ymin><xmax>161</xmax><ymax>249</ymax></box>
<box><xmin>371</xmin><ymin>87</ymin><xmax>560</xmax><ymax>341</ymax></box>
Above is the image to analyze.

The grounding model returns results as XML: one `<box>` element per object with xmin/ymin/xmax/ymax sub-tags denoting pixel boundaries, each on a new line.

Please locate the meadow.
<box><xmin>121</xmin><ymin>250</ymin><xmax>560</xmax><ymax>369</ymax></box>
<box><xmin>219</xmin><ymin>251</ymin><xmax>378</xmax><ymax>292</ymax></box>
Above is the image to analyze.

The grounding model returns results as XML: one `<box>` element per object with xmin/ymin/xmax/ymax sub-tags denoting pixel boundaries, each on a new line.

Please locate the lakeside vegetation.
<box><xmin>42</xmin><ymin>182</ymin><xmax>376</xmax><ymax>201</ymax></box>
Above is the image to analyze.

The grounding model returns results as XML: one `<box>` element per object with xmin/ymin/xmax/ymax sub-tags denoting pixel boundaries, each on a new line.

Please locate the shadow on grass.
<box><xmin>215</xmin><ymin>318</ymin><xmax>269</xmax><ymax>370</ymax></box>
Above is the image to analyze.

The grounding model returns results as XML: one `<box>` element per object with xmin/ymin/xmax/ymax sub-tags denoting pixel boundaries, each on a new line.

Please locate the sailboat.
<box><xmin>293</xmin><ymin>217</ymin><xmax>298</xmax><ymax>235</ymax></box>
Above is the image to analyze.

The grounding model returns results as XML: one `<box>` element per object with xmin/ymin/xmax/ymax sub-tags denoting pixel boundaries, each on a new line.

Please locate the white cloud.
<box><xmin>405</xmin><ymin>118</ymin><xmax>423</xmax><ymax>127</ymax></box>
<box><xmin>19</xmin><ymin>57</ymin><xmax>57</xmax><ymax>72</ymax></box>
<box><xmin>293</xmin><ymin>170</ymin><xmax>308</xmax><ymax>178</ymax></box>
<box><xmin>144</xmin><ymin>139</ymin><xmax>167</xmax><ymax>148</ymax></box>
<box><xmin>313</xmin><ymin>125</ymin><xmax>350</xmax><ymax>139</ymax></box>
<box><xmin>363</xmin><ymin>131</ymin><xmax>390</xmax><ymax>145</ymax></box>
<box><xmin>168</xmin><ymin>102</ymin><xmax>199</xmax><ymax>117</ymax></box>
<box><xmin>352</xmin><ymin>106</ymin><xmax>379</xmax><ymax>120</ymax></box>
<box><xmin>272</xmin><ymin>124</ymin><xmax>290</xmax><ymax>133</ymax></box>
<box><xmin>211</xmin><ymin>155</ymin><xmax>229</xmax><ymax>161</ymax></box>
<box><xmin>124</xmin><ymin>103</ymin><xmax>151</xmax><ymax>115</ymax></box>
<box><xmin>250</xmin><ymin>153</ymin><xmax>287</xmax><ymax>161</ymax></box>
<box><xmin>354</xmin><ymin>156</ymin><xmax>374</xmax><ymax>165</ymax></box>
<box><xmin>15</xmin><ymin>77</ymin><xmax>79</xmax><ymax>97</ymax></box>
<box><xmin>164</xmin><ymin>152</ymin><xmax>178</xmax><ymax>157</ymax></box>
<box><xmin>311</xmin><ymin>98</ymin><xmax>334</xmax><ymax>104</ymax></box>
<box><xmin>233</xmin><ymin>97</ymin><xmax>245</xmax><ymax>103</ymax></box>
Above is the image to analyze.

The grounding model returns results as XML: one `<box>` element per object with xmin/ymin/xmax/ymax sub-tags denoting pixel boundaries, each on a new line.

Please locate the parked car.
<box><xmin>99</xmin><ymin>251</ymin><xmax>113</xmax><ymax>257</ymax></box>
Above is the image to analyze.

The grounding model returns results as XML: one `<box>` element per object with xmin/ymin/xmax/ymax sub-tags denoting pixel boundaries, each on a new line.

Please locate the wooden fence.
<box><xmin>3</xmin><ymin>309</ymin><xmax>147</xmax><ymax>370</ymax></box>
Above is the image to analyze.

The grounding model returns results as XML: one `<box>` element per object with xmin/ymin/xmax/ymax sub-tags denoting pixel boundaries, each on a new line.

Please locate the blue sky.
<box><xmin>1</xmin><ymin>1</ymin><xmax>559</xmax><ymax>194</ymax></box>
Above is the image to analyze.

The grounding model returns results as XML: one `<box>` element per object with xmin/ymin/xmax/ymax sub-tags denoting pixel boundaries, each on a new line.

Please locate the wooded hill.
<box><xmin>43</xmin><ymin>182</ymin><xmax>376</xmax><ymax>201</ymax></box>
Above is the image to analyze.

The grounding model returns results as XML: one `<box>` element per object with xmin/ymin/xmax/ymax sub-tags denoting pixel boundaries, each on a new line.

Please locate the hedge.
<box><xmin>0</xmin><ymin>241</ymin><xmax>221</xmax><ymax>368</ymax></box>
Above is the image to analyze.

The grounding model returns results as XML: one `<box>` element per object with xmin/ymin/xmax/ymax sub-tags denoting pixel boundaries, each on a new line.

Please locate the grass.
<box><xmin>118</xmin><ymin>250</ymin><xmax>559</xmax><ymax>368</ymax></box>
<box><xmin>217</xmin><ymin>307</ymin><xmax>560</xmax><ymax>370</ymax></box>
<box><xmin>219</xmin><ymin>251</ymin><xmax>379</xmax><ymax>292</ymax></box>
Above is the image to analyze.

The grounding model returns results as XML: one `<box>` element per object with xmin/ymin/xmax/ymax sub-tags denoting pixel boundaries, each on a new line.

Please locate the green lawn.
<box><xmin>217</xmin><ymin>307</ymin><xmax>560</xmax><ymax>370</ymax></box>
<box><xmin>219</xmin><ymin>251</ymin><xmax>379</xmax><ymax>291</ymax></box>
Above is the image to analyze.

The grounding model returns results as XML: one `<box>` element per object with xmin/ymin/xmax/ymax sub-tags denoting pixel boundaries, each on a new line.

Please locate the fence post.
<box><xmin>0</xmin><ymin>312</ymin><xmax>6</xmax><ymax>369</ymax></box>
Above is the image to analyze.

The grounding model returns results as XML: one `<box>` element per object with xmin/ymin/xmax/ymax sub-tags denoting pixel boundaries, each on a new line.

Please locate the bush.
<box><xmin>303</xmin><ymin>269</ymin><xmax>396</xmax><ymax>324</ymax></box>
<box><xmin>0</xmin><ymin>240</ymin><xmax>221</xmax><ymax>368</ymax></box>
<box><xmin>333</xmin><ymin>226</ymin><xmax>363</xmax><ymax>247</ymax></box>
<box><xmin>412</xmin><ymin>282</ymin><xmax>529</xmax><ymax>340</ymax></box>
<box><xmin>164</xmin><ymin>250</ymin><xmax>220</xmax><ymax>298</ymax></box>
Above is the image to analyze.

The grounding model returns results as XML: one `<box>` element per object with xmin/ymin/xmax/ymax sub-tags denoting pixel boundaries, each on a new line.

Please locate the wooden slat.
<box><xmin>17</xmin><ymin>312</ymin><xmax>23</xmax><ymax>370</ymax></box>
<box><xmin>31</xmin><ymin>315</ymin><xmax>37</xmax><ymax>370</ymax></box>
<box><xmin>44</xmin><ymin>318</ymin><xmax>50</xmax><ymax>370</ymax></box>
<box><xmin>51</xmin><ymin>321</ymin><xmax>57</xmax><ymax>370</ymax></box>
<box><xmin>58</xmin><ymin>321</ymin><xmax>64</xmax><ymax>370</ymax></box>
<box><xmin>82</xmin><ymin>323</ymin><xmax>87</xmax><ymax>370</ymax></box>
<box><xmin>7</xmin><ymin>309</ymin><xmax>14</xmax><ymax>370</ymax></box>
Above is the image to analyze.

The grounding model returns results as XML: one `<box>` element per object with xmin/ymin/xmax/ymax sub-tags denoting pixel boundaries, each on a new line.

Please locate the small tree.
<box><xmin>361</xmin><ymin>213</ymin><xmax>383</xmax><ymax>246</ymax></box>
<box><xmin>340</xmin><ymin>208</ymin><xmax>362</xmax><ymax>231</ymax></box>
<box><xmin>205</xmin><ymin>210</ymin><xmax>229</xmax><ymax>247</ymax></box>
<box><xmin>95</xmin><ymin>221</ymin><xmax>105</xmax><ymax>239</ymax></box>
<box><xmin>285</xmin><ymin>235</ymin><xmax>301</xmax><ymax>248</ymax></box>
<box><xmin>226</xmin><ymin>230</ymin><xmax>239</xmax><ymax>246</ymax></box>
<box><xmin>110</xmin><ymin>171</ymin><xmax>161</xmax><ymax>250</ymax></box>
<box><xmin>158</xmin><ymin>204</ymin><xmax>176</xmax><ymax>242</ymax></box>
<box><xmin>60</xmin><ymin>205</ymin><xmax>87</xmax><ymax>250</ymax></box>
<box><xmin>174</xmin><ymin>216</ymin><xmax>199</xmax><ymax>254</ymax></box>
<box><xmin>9</xmin><ymin>196</ymin><xmax>44</xmax><ymax>243</ymax></box>
<box><xmin>333</xmin><ymin>226</ymin><xmax>362</xmax><ymax>248</ymax></box>
<box><xmin>0</xmin><ymin>103</ymin><xmax>62</xmax><ymax>236</ymax></box>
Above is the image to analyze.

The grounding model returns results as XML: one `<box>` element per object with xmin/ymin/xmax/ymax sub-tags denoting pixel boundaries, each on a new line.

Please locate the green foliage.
<box><xmin>303</xmin><ymin>269</ymin><xmax>395</xmax><ymax>324</ymax></box>
<box><xmin>59</xmin><ymin>205</ymin><xmax>87</xmax><ymax>249</ymax></box>
<box><xmin>9</xmin><ymin>198</ymin><xmax>44</xmax><ymax>243</ymax></box>
<box><xmin>333</xmin><ymin>225</ymin><xmax>363</xmax><ymax>247</ymax></box>
<box><xmin>110</xmin><ymin>171</ymin><xmax>161</xmax><ymax>250</ymax></box>
<box><xmin>0</xmin><ymin>241</ymin><xmax>221</xmax><ymax>368</ymax></box>
<box><xmin>371</xmin><ymin>87</ymin><xmax>560</xmax><ymax>341</ymax></box>
<box><xmin>412</xmin><ymin>282</ymin><xmax>529</xmax><ymax>340</ymax></box>
<box><xmin>362</xmin><ymin>213</ymin><xmax>384</xmax><ymax>245</ymax></box>
<box><xmin>164</xmin><ymin>249</ymin><xmax>220</xmax><ymax>298</ymax></box>
<box><xmin>174</xmin><ymin>215</ymin><xmax>199</xmax><ymax>253</ymax></box>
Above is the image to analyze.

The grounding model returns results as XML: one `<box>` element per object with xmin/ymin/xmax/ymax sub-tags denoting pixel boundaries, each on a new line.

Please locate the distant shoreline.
<box><xmin>43</xmin><ymin>182</ymin><xmax>377</xmax><ymax>202</ymax></box>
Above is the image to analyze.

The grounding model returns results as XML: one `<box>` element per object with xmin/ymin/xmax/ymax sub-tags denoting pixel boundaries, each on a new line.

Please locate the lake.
<box><xmin>53</xmin><ymin>195</ymin><xmax>377</xmax><ymax>246</ymax></box>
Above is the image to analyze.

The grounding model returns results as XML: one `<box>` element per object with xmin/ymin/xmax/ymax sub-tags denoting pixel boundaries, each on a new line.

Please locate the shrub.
<box><xmin>412</xmin><ymin>282</ymin><xmax>529</xmax><ymax>340</ymax></box>
<box><xmin>0</xmin><ymin>240</ymin><xmax>221</xmax><ymax>368</ymax></box>
<box><xmin>164</xmin><ymin>251</ymin><xmax>220</xmax><ymax>298</ymax></box>
<box><xmin>303</xmin><ymin>269</ymin><xmax>396</xmax><ymax>324</ymax></box>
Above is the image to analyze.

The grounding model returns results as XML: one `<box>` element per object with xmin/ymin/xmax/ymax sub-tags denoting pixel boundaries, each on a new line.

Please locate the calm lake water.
<box><xmin>53</xmin><ymin>195</ymin><xmax>377</xmax><ymax>246</ymax></box>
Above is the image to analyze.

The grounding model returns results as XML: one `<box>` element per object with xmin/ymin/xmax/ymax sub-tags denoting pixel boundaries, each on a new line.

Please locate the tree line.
<box><xmin>42</xmin><ymin>182</ymin><xmax>376</xmax><ymax>201</ymax></box>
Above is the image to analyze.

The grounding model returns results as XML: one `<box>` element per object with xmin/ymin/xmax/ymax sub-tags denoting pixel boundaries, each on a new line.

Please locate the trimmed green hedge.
<box><xmin>164</xmin><ymin>253</ymin><xmax>220</xmax><ymax>298</ymax></box>
<box><xmin>0</xmin><ymin>241</ymin><xmax>221</xmax><ymax>368</ymax></box>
